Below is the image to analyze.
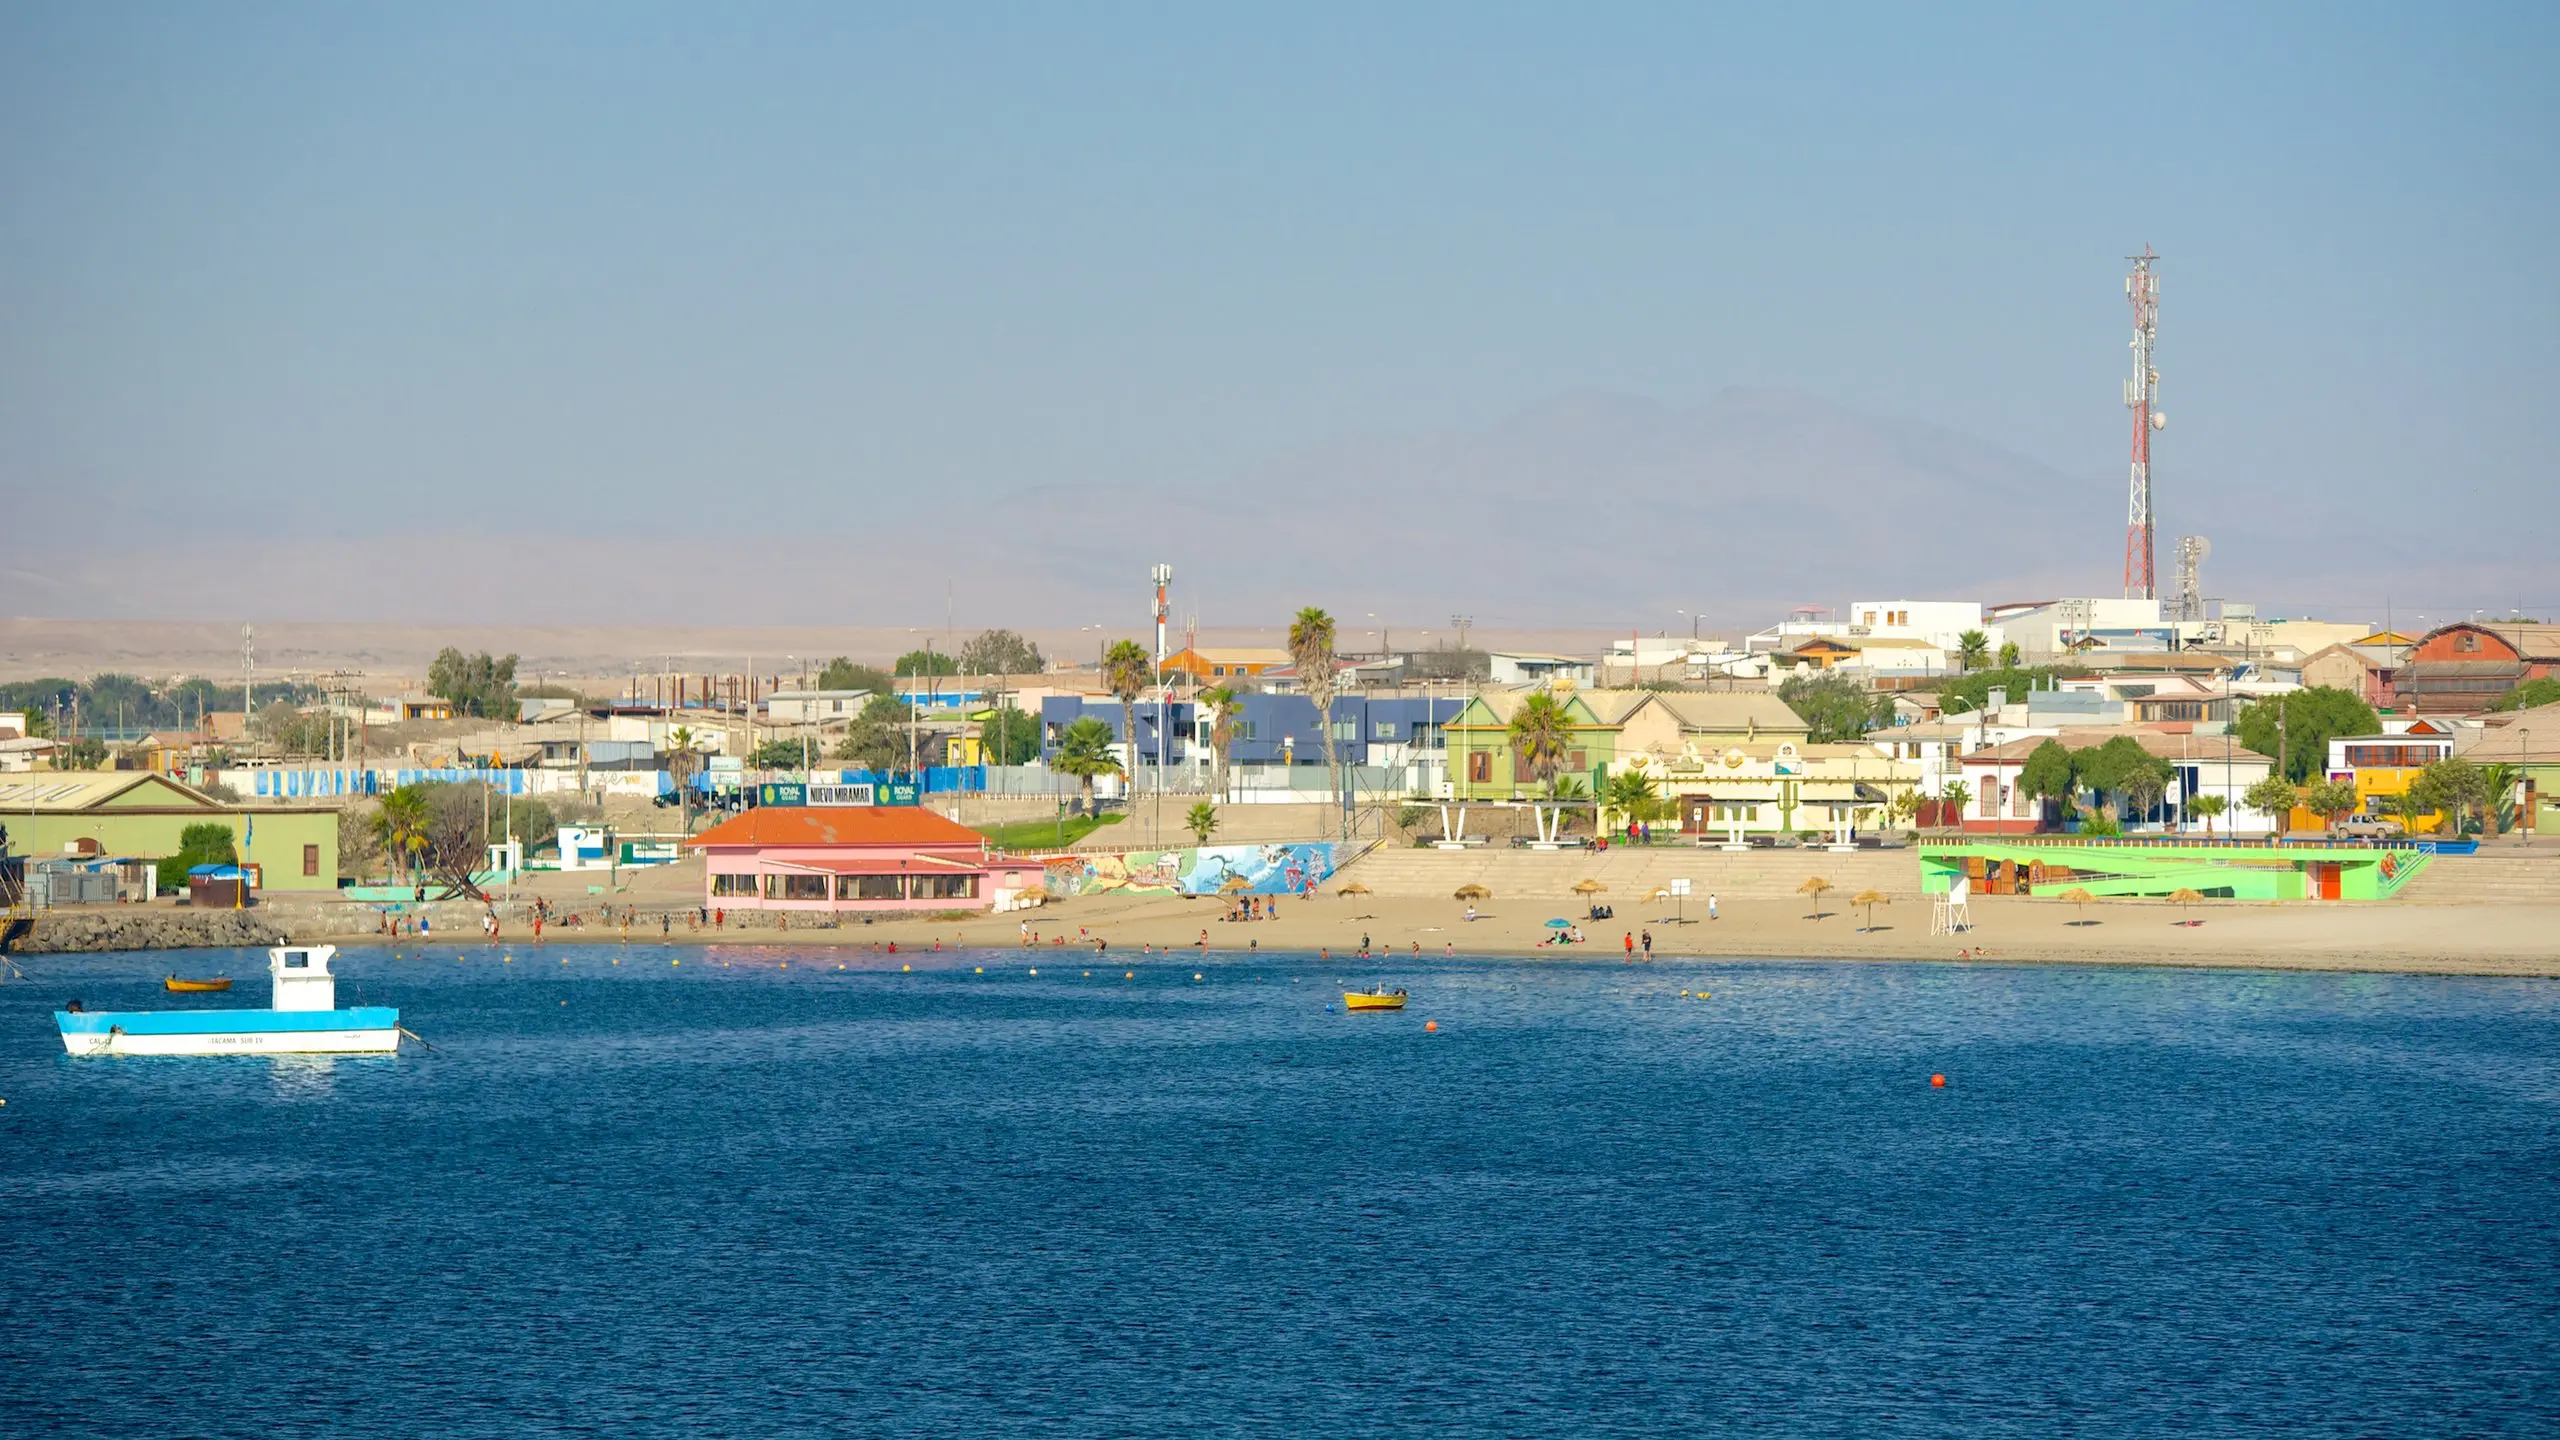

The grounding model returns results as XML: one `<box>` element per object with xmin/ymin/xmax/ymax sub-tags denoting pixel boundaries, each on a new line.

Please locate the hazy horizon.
<box><xmin>5</xmin><ymin>4</ymin><xmax>2553</xmax><ymax>629</ymax></box>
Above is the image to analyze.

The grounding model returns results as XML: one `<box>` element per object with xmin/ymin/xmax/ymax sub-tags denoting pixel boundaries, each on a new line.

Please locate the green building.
<box><xmin>0</xmin><ymin>772</ymin><xmax>340</xmax><ymax>893</ymax></box>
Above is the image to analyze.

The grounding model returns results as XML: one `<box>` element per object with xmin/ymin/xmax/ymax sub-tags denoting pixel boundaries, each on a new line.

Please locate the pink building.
<box><xmin>684</xmin><ymin>806</ymin><xmax>1044</xmax><ymax>914</ymax></box>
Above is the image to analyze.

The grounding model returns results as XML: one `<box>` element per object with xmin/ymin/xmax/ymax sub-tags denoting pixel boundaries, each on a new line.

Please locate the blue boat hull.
<box><xmin>57</xmin><ymin>1007</ymin><xmax>402</xmax><ymax>1056</ymax></box>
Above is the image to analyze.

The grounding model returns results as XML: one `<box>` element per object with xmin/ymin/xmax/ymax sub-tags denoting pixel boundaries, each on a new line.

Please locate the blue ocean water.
<box><xmin>2</xmin><ymin>945</ymin><xmax>2555</xmax><ymax>1438</ymax></box>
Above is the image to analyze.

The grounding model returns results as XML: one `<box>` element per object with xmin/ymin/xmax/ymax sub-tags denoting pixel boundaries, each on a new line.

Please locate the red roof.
<box><xmin>683</xmin><ymin>805</ymin><xmax>986</xmax><ymax>850</ymax></box>
<box><xmin>764</xmin><ymin>853</ymin><xmax>983</xmax><ymax>875</ymax></box>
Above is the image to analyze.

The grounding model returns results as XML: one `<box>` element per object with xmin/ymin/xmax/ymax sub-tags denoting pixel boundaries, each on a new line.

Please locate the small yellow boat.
<box><xmin>164</xmin><ymin>975</ymin><xmax>233</xmax><ymax>993</ymax></box>
<box><xmin>1343</xmin><ymin>986</ymin><xmax>1407</xmax><ymax>1011</ymax></box>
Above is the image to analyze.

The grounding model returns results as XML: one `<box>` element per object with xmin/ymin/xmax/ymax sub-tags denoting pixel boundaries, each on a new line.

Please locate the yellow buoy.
<box><xmin>1029</xmin><ymin>968</ymin><xmax>1039</xmax><ymax>976</ymax></box>
<box><xmin>672</xmin><ymin>959</ymin><xmax>680</xmax><ymax>966</ymax></box>
<box><xmin>902</xmin><ymin>964</ymin><xmax>911</xmax><ymax>972</ymax></box>
<box><xmin>1125</xmin><ymin>971</ymin><xmax>1134</xmax><ymax>979</ymax></box>
<box><xmin>975</xmin><ymin>966</ymin><xmax>984</xmax><ymax>974</ymax></box>
<box><xmin>1193</xmin><ymin>973</ymin><xmax>1203</xmax><ymax>981</ymax></box>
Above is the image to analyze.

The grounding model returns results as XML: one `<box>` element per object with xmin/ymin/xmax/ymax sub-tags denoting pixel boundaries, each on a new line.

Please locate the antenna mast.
<box><xmin>2123</xmin><ymin>247</ymin><xmax>2161</xmax><ymax>600</ymax></box>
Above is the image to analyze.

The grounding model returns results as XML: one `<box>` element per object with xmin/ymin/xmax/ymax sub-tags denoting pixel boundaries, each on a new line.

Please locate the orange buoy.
<box><xmin>1930</xmin><ymin>1073</ymin><xmax>1947</xmax><ymax>1087</ymax></box>
<box><xmin>1424</xmin><ymin>1021</ymin><xmax>1438</xmax><ymax>1032</ymax></box>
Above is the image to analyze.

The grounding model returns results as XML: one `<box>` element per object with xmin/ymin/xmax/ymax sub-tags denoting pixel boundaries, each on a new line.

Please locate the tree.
<box><xmin>957</xmin><ymin>629</ymin><xmax>1044</xmax><ymax>677</ymax></box>
<box><xmin>2491</xmin><ymin>676</ymin><xmax>2560</xmax><ymax>712</ymax></box>
<box><xmin>2236</xmin><ymin>687</ymin><xmax>2379</xmax><ymax>784</ymax></box>
<box><xmin>155</xmin><ymin>821</ymin><xmax>238</xmax><ymax>894</ymax></box>
<box><xmin>2018</xmin><ymin>741</ymin><xmax>2078</xmax><ymax>825</ymax></box>
<box><xmin>1197</xmin><ymin>685</ymin><xmax>1239</xmax><ymax>800</ymax></box>
<box><xmin>1288</xmin><ymin>608</ymin><xmax>1342</xmax><ymax>817</ymax></box>
<box><xmin>1998</xmin><ymin>641</ymin><xmax>2021</xmax><ymax>669</ymax></box>
<box><xmin>2188</xmin><ymin>792</ymin><xmax>2228</xmax><ymax>836</ymax></box>
<box><xmin>1186</xmin><ymin>801</ymin><xmax>1219</xmax><ymax>845</ymax></box>
<box><xmin>748</xmin><ymin>738</ymin><xmax>809</xmax><ymax>771</ymax></box>
<box><xmin>58</xmin><ymin>736</ymin><xmax>108</xmax><ymax>769</ymax></box>
<box><xmin>1776</xmin><ymin>670</ymin><xmax>1887</xmax><ymax>744</ymax></box>
<box><xmin>1937</xmin><ymin>779</ymin><xmax>1973</xmax><ymax>831</ymax></box>
<box><xmin>337</xmin><ymin>804</ymin><xmax>381</xmax><ymax>881</ymax></box>
<box><xmin>1955</xmin><ymin>630</ymin><xmax>1991</xmax><ymax>672</ymax></box>
<box><xmin>2077</xmin><ymin>806</ymin><xmax>2121</xmax><ymax>838</ymax></box>
<box><xmin>2243</xmin><ymin>775</ymin><xmax>2302</xmax><ymax>833</ymax></box>
<box><xmin>666</xmin><ymin>726</ymin><xmax>707</xmax><ymax>835</ymax></box>
<box><xmin>1936</xmin><ymin>665</ymin><xmax>2087</xmax><ymax>716</ymax></box>
<box><xmin>1102</xmin><ymin>640</ymin><xmax>1153</xmax><ymax>789</ymax></box>
<box><xmin>832</xmin><ymin>695</ymin><xmax>909</xmax><ymax>773</ymax></box>
<box><xmin>2419</xmin><ymin>757</ymin><xmax>2493</xmax><ymax>837</ymax></box>
<box><xmin>1506</xmin><ymin>691</ymin><xmax>1574</xmax><ymax>794</ymax></box>
<box><xmin>426</xmin><ymin>648</ymin><xmax>520</xmax><ymax>719</ymax></box>
<box><xmin>893</xmin><ymin>649</ymin><xmax>960</xmax><ymax>678</ymax></box>
<box><xmin>372</xmin><ymin>786</ymin><xmax>434</xmax><ymax>885</ymax></box>
<box><xmin>1603</xmin><ymin>769</ymin><xmax>1660</xmax><ymax>835</ymax></box>
<box><xmin>977</xmin><ymin>701</ymin><xmax>1040</xmax><ymax>767</ymax></box>
<box><xmin>816</xmin><ymin>657</ymin><xmax>893</xmax><ymax>694</ymax></box>
<box><xmin>1052</xmin><ymin>716</ymin><xmax>1123</xmax><ymax>815</ymax></box>
<box><xmin>2306</xmin><ymin>780</ymin><xmax>2359</xmax><ymax>829</ymax></box>
<box><xmin>2077</xmin><ymin>735</ymin><xmax>2170</xmax><ymax>826</ymax></box>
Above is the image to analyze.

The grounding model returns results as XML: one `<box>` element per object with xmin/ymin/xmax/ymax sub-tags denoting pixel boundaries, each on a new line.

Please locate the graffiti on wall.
<box><xmin>1039</xmin><ymin>843</ymin><xmax>1336</xmax><ymax>898</ymax></box>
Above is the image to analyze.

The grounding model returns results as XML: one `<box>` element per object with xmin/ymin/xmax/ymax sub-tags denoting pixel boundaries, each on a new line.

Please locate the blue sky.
<box><xmin>2</xmin><ymin>3</ymin><xmax>2552</xmax><ymax>622</ymax></box>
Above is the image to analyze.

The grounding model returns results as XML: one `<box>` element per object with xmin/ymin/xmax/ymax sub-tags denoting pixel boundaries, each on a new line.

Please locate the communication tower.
<box><xmin>2123</xmin><ymin>248</ymin><xmax>2163</xmax><ymax>600</ymax></box>
<box><xmin>2172</xmin><ymin>536</ymin><xmax>2209</xmax><ymax>622</ymax></box>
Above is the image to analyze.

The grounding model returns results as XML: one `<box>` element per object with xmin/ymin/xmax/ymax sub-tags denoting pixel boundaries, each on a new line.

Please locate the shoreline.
<box><xmin>22</xmin><ymin>889</ymin><xmax>2559</xmax><ymax>980</ymax></box>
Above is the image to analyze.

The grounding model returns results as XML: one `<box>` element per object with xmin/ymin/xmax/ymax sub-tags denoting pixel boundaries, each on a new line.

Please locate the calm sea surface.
<box><xmin>2</xmin><ymin>944</ymin><xmax>2555</xmax><ymax>1437</ymax></box>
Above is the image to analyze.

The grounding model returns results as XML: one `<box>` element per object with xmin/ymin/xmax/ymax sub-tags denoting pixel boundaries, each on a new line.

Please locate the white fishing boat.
<box><xmin>56</xmin><ymin>945</ymin><xmax>401</xmax><ymax>1057</ymax></box>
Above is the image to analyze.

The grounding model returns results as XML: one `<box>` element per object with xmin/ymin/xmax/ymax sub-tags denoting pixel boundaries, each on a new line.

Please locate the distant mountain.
<box><xmin>966</xmin><ymin>387</ymin><xmax>2126</xmax><ymax>626</ymax></box>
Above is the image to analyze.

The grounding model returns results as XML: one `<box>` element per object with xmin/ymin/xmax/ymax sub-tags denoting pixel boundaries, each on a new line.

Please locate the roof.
<box><xmin>1179</xmin><ymin>648</ymin><xmax>1293</xmax><ymax>666</ymax></box>
<box><xmin>683</xmin><ymin>805</ymin><xmax>987</xmax><ymax>850</ymax></box>
<box><xmin>0</xmin><ymin>771</ymin><xmax>223</xmax><ymax>812</ymax></box>
<box><xmin>764</xmin><ymin>852</ymin><xmax>984</xmax><ymax>874</ymax></box>
<box><xmin>1961</xmin><ymin>730</ymin><xmax>2274</xmax><ymax>766</ymax></box>
<box><xmin>1646</xmin><ymin>691</ymin><xmax>1812</xmax><ymax>735</ymax></box>
<box><xmin>2414</xmin><ymin>622</ymin><xmax>2560</xmax><ymax>659</ymax></box>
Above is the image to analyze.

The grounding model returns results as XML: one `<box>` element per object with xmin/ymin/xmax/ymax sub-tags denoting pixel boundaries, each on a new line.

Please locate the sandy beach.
<box><xmin>249</xmin><ymin>855</ymin><xmax>2560</xmax><ymax>979</ymax></box>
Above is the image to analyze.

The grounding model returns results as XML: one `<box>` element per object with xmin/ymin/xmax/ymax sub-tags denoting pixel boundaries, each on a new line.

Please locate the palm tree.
<box><xmin>1102</xmin><ymin>639</ymin><xmax>1153</xmax><ymax>793</ymax></box>
<box><xmin>372</xmin><ymin>786</ymin><xmax>431</xmax><ymax>885</ymax></box>
<box><xmin>1956</xmin><ymin>630</ymin><xmax>1991</xmax><ymax>672</ymax></box>
<box><xmin>1052</xmin><ymin>716</ymin><xmax>1123</xmax><ymax>816</ymax></box>
<box><xmin>1186</xmin><ymin>801</ymin><xmax>1219</xmax><ymax>845</ymax></box>
<box><xmin>1998</xmin><ymin>640</ymin><xmax>2021</xmax><ymax>668</ymax></box>
<box><xmin>1197</xmin><ymin>685</ymin><xmax>1238</xmax><ymax>801</ymax></box>
<box><xmin>1937</xmin><ymin>780</ymin><xmax>1974</xmax><ymax>833</ymax></box>
<box><xmin>2188</xmin><ymin>792</ymin><xmax>2227</xmax><ymax>836</ymax></box>
<box><xmin>1602</xmin><ymin>769</ymin><xmax>1658</xmax><ymax>837</ymax></box>
<box><xmin>1288</xmin><ymin>608</ymin><xmax>1341</xmax><ymax>827</ymax></box>
<box><xmin>665</xmin><ymin>726</ymin><xmax>703</xmax><ymax>835</ymax></box>
<box><xmin>1507</xmin><ymin>691</ymin><xmax>1573</xmax><ymax>795</ymax></box>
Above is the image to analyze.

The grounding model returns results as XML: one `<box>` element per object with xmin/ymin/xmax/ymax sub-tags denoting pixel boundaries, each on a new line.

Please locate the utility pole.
<box><xmin>2123</xmin><ymin>246</ymin><xmax>2162</xmax><ymax>600</ymax></box>
<box><xmin>1151</xmin><ymin>564</ymin><xmax>1171</xmax><ymax>846</ymax></box>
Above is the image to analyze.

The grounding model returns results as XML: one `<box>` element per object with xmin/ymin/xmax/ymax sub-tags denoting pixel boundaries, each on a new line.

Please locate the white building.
<box><xmin>765</xmin><ymin>690</ymin><xmax>874</xmax><ymax>725</ymax></box>
<box><xmin>1749</xmin><ymin>597</ymin><xmax>2006</xmax><ymax>660</ymax></box>
<box><xmin>1486</xmin><ymin>652</ymin><xmax>1596</xmax><ymax>687</ymax></box>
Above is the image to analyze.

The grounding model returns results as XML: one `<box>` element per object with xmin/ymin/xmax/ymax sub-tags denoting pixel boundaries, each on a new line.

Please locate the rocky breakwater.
<box><xmin>6</xmin><ymin>907</ymin><xmax>292</xmax><ymax>954</ymax></box>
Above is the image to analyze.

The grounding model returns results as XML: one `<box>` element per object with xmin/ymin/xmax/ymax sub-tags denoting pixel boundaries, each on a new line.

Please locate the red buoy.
<box><xmin>1930</xmin><ymin>1073</ymin><xmax>1947</xmax><ymax>1088</ymax></box>
<box><xmin>1425</xmin><ymin>1021</ymin><xmax>1439</xmax><ymax>1033</ymax></box>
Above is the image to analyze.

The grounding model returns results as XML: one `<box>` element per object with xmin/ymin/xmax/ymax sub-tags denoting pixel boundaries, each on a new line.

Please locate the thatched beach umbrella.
<box><xmin>1571</xmin><ymin>879</ymin><xmax>1607</xmax><ymax>895</ymax></box>
<box><xmin>2168</xmin><ymin>887</ymin><xmax>2203</xmax><ymax>924</ymax></box>
<box><xmin>1851</xmin><ymin>888</ymin><xmax>1890</xmax><ymax>931</ymax></box>
<box><xmin>1454</xmin><ymin>883</ymin><xmax>1491</xmax><ymax>901</ymax></box>
<box><xmin>1337</xmin><ymin>881</ymin><xmax>1373</xmax><ymax>897</ymax></box>
<box><xmin>1018</xmin><ymin>886</ymin><xmax>1050</xmax><ymax>903</ymax></box>
<box><xmin>1798</xmin><ymin>875</ymin><xmax>1834</xmax><ymax>921</ymax></box>
<box><xmin>2058</xmin><ymin>887</ymin><xmax>2097</xmax><ymax>925</ymax></box>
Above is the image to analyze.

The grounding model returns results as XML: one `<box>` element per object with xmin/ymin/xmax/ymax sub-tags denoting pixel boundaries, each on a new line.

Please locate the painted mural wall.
<box><xmin>1040</xmin><ymin>843</ymin><xmax>1337</xmax><ymax>898</ymax></box>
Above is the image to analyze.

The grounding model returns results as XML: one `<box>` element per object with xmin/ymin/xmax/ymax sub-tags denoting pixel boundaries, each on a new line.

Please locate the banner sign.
<box><xmin>808</xmin><ymin>783</ymin><xmax>874</xmax><ymax>807</ymax></box>
<box><xmin>757</xmin><ymin>782</ymin><xmax>805</xmax><ymax>807</ymax></box>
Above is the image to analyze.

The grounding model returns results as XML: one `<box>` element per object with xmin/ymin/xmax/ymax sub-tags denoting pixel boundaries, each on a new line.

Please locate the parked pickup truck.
<box><xmin>2327</xmin><ymin>815</ymin><xmax>2406</xmax><ymax>840</ymax></box>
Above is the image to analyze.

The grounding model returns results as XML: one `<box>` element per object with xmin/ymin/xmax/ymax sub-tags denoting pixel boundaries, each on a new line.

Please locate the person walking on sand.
<box><xmin>1641</xmin><ymin>929</ymin><xmax>1653</xmax><ymax>960</ymax></box>
<box><xmin>1623</xmin><ymin>932</ymin><xmax>1635</xmax><ymax>960</ymax></box>
<box><xmin>1707</xmin><ymin>893</ymin><xmax>1718</xmax><ymax>922</ymax></box>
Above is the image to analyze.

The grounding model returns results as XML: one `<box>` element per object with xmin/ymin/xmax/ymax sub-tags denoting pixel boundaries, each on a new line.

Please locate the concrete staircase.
<box><xmin>1337</xmin><ymin>843</ymin><xmax>1921</xmax><ymax>902</ymax></box>
<box><xmin>2390</xmin><ymin>852</ymin><xmax>2560</xmax><ymax>905</ymax></box>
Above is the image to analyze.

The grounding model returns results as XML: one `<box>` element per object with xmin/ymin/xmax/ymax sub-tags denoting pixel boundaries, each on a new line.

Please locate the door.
<box><xmin>2315</xmin><ymin>863</ymin><xmax>2343</xmax><ymax>900</ymax></box>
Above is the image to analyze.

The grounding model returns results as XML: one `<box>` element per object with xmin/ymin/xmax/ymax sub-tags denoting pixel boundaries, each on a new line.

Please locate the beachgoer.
<box><xmin>1641</xmin><ymin>930</ymin><xmax>1653</xmax><ymax>959</ymax></box>
<box><xmin>1623</xmin><ymin>932</ymin><xmax>1634</xmax><ymax>958</ymax></box>
<box><xmin>1707</xmin><ymin>893</ymin><xmax>1719</xmax><ymax>921</ymax></box>
<box><xmin>1464</xmin><ymin>904</ymin><xmax>1477</xmax><ymax>923</ymax></box>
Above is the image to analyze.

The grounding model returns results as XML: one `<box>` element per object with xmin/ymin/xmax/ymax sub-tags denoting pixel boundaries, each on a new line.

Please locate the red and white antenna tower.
<box><xmin>2122</xmin><ymin>246</ymin><xmax>2162</xmax><ymax>600</ymax></box>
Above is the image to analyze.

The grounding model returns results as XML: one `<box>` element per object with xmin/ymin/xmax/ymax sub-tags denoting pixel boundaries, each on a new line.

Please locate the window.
<box><xmin>1212</xmin><ymin>666</ymin><xmax>1226</xmax><ymax>676</ymax></box>
<box><xmin>2012</xmin><ymin>786</ymin><xmax>2032</xmax><ymax>818</ymax></box>
<box><xmin>1232</xmin><ymin>720</ymin><xmax>1257</xmax><ymax>741</ymax></box>
<box><xmin>2343</xmin><ymin>744</ymin><xmax>2448</xmax><ymax>769</ymax></box>
<box><xmin>2457</xmin><ymin>632</ymin><xmax>2480</xmax><ymax>652</ymax></box>
<box><xmin>1375</xmin><ymin>722</ymin><xmax>1398</xmax><ymax>739</ymax></box>
<box><xmin>840</xmin><ymin>874</ymin><xmax>903</xmax><ymax>901</ymax></box>
<box><xmin>303</xmin><ymin>843</ymin><xmax>320</xmax><ymax>877</ymax></box>
<box><xmin>763</xmin><ymin>873</ymin><xmax>829</xmax><ymax>901</ymax></box>
<box><xmin>1331</xmin><ymin>720</ymin><xmax>1360</xmax><ymax>743</ymax></box>
<box><xmin>712</xmin><ymin>872</ymin><xmax>758</xmax><ymax>897</ymax></box>
<box><xmin>1468</xmin><ymin>751</ymin><xmax>1492</xmax><ymax>783</ymax></box>
<box><xmin>913</xmin><ymin>873</ymin><xmax>979</xmax><ymax>901</ymax></box>
<box><xmin>1989</xmin><ymin>783</ymin><xmax>2006</xmax><ymax>817</ymax></box>
<box><xmin>1567</xmin><ymin>749</ymin><xmax>1587</xmax><ymax>772</ymax></box>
